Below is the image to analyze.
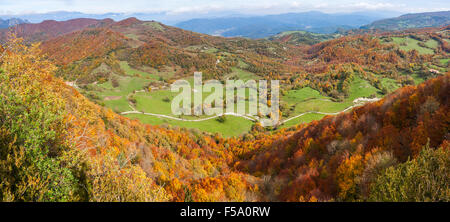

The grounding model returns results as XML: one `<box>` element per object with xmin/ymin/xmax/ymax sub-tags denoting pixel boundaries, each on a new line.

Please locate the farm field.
<box><xmin>81</xmin><ymin>62</ymin><xmax>407</xmax><ymax>137</ymax></box>
<box><xmin>389</xmin><ymin>36</ymin><xmax>438</xmax><ymax>54</ymax></box>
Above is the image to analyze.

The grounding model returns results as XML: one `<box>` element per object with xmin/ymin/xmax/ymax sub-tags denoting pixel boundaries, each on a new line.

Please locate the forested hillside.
<box><xmin>233</xmin><ymin>74</ymin><xmax>449</xmax><ymax>201</ymax></box>
<box><xmin>1</xmin><ymin>18</ymin><xmax>448</xmax><ymax>137</ymax></box>
<box><xmin>0</xmin><ymin>38</ymin><xmax>257</xmax><ymax>202</ymax></box>
<box><xmin>0</xmin><ymin>36</ymin><xmax>448</xmax><ymax>201</ymax></box>
<box><xmin>2</xmin><ymin>18</ymin><xmax>448</xmax><ymax>98</ymax></box>
<box><xmin>0</xmin><ymin>18</ymin><xmax>114</xmax><ymax>43</ymax></box>
<box><xmin>362</xmin><ymin>11</ymin><xmax>450</xmax><ymax>31</ymax></box>
<box><xmin>268</xmin><ymin>31</ymin><xmax>341</xmax><ymax>45</ymax></box>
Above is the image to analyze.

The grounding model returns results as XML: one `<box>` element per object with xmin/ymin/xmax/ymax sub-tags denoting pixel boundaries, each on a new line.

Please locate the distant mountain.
<box><xmin>175</xmin><ymin>11</ymin><xmax>385</xmax><ymax>38</ymax></box>
<box><xmin>0</xmin><ymin>17</ymin><xmax>298</xmax><ymax>84</ymax></box>
<box><xmin>0</xmin><ymin>18</ymin><xmax>113</xmax><ymax>42</ymax></box>
<box><xmin>361</xmin><ymin>11</ymin><xmax>450</xmax><ymax>31</ymax></box>
<box><xmin>0</xmin><ymin>11</ymin><xmax>174</xmax><ymax>24</ymax></box>
<box><xmin>268</xmin><ymin>30</ymin><xmax>342</xmax><ymax>45</ymax></box>
<box><xmin>0</xmin><ymin>10</ymin><xmax>248</xmax><ymax>25</ymax></box>
<box><xmin>0</xmin><ymin>18</ymin><xmax>28</xmax><ymax>29</ymax></box>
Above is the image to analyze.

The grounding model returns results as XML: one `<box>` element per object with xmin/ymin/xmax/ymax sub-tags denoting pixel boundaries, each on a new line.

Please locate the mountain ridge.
<box><xmin>0</xmin><ymin>18</ymin><xmax>114</xmax><ymax>42</ymax></box>
<box><xmin>361</xmin><ymin>10</ymin><xmax>450</xmax><ymax>31</ymax></box>
<box><xmin>0</xmin><ymin>18</ymin><xmax>28</xmax><ymax>29</ymax></box>
<box><xmin>175</xmin><ymin>11</ymin><xmax>385</xmax><ymax>38</ymax></box>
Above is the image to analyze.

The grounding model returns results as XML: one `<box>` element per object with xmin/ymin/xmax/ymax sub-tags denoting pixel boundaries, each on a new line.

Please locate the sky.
<box><xmin>0</xmin><ymin>0</ymin><xmax>449</xmax><ymax>15</ymax></box>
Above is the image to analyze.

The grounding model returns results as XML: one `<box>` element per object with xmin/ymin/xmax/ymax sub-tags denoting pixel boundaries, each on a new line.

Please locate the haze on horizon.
<box><xmin>1</xmin><ymin>0</ymin><xmax>449</xmax><ymax>16</ymax></box>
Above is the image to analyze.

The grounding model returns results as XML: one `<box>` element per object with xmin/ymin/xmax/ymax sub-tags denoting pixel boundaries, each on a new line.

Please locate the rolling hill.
<box><xmin>361</xmin><ymin>11</ymin><xmax>450</xmax><ymax>31</ymax></box>
<box><xmin>0</xmin><ymin>11</ymin><xmax>449</xmax><ymax>202</ymax></box>
<box><xmin>268</xmin><ymin>30</ymin><xmax>342</xmax><ymax>45</ymax></box>
<box><xmin>0</xmin><ymin>18</ymin><xmax>114</xmax><ymax>42</ymax></box>
<box><xmin>1</xmin><ymin>37</ymin><xmax>448</xmax><ymax>201</ymax></box>
<box><xmin>1</xmin><ymin>18</ymin><xmax>448</xmax><ymax>137</ymax></box>
<box><xmin>0</xmin><ymin>38</ymin><xmax>257</xmax><ymax>201</ymax></box>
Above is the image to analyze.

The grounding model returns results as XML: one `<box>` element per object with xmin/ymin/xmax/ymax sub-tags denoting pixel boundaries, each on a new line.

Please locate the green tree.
<box><xmin>369</xmin><ymin>143</ymin><xmax>449</xmax><ymax>202</ymax></box>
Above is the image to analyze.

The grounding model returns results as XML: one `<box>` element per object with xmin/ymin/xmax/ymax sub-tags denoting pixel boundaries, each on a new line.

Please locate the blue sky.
<box><xmin>1</xmin><ymin>0</ymin><xmax>449</xmax><ymax>15</ymax></box>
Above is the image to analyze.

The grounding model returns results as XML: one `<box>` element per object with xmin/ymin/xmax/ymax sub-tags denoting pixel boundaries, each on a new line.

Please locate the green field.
<box><xmin>440</xmin><ymin>58</ymin><xmax>450</xmax><ymax>66</ymax></box>
<box><xmin>119</xmin><ymin>61</ymin><xmax>158</xmax><ymax>79</ymax></box>
<box><xmin>143</xmin><ymin>21</ymin><xmax>164</xmax><ymax>31</ymax></box>
<box><xmin>130</xmin><ymin>75</ymin><xmax>385</xmax><ymax>135</ymax></box>
<box><xmin>281</xmin><ymin>113</ymin><xmax>326</xmax><ymax>128</ymax></box>
<box><xmin>81</xmin><ymin>61</ymin><xmax>422</xmax><ymax>137</ymax></box>
<box><xmin>279</xmin><ymin>76</ymin><xmax>383</xmax><ymax>127</ymax></box>
<box><xmin>126</xmin><ymin>114</ymin><xmax>253</xmax><ymax>137</ymax></box>
<box><xmin>226</xmin><ymin>67</ymin><xmax>259</xmax><ymax>81</ymax></box>
<box><xmin>380</xmin><ymin>77</ymin><xmax>401</xmax><ymax>93</ymax></box>
<box><xmin>94</xmin><ymin>76</ymin><xmax>152</xmax><ymax>112</ymax></box>
<box><xmin>390</xmin><ymin>37</ymin><xmax>437</xmax><ymax>55</ymax></box>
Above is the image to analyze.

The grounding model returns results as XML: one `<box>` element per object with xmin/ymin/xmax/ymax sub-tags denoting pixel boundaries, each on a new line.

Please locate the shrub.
<box><xmin>359</xmin><ymin>151</ymin><xmax>397</xmax><ymax>200</ymax></box>
<box><xmin>216</xmin><ymin>115</ymin><xmax>227</xmax><ymax>123</ymax></box>
<box><xmin>128</xmin><ymin>95</ymin><xmax>137</xmax><ymax>105</ymax></box>
<box><xmin>162</xmin><ymin>96</ymin><xmax>171</xmax><ymax>103</ymax></box>
<box><xmin>369</xmin><ymin>143</ymin><xmax>450</xmax><ymax>202</ymax></box>
<box><xmin>87</xmin><ymin>151</ymin><xmax>170</xmax><ymax>202</ymax></box>
<box><xmin>111</xmin><ymin>77</ymin><xmax>120</xmax><ymax>88</ymax></box>
<box><xmin>0</xmin><ymin>73</ymin><xmax>88</xmax><ymax>201</ymax></box>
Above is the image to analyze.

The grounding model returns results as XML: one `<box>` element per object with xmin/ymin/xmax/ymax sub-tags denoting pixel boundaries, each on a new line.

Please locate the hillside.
<box><xmin>175</xmin><ymin>11</ymin><xmax>382</xmax><ymax>38</ymax></box>
<box><xmin>1</xmin><ymin>18</ymin><xmax>448</xmax><ymax>136</ymax></box>
<box><xmin>0</xmin><ymin>37</ymin><xmax>448</xmax><ymax>202</ymax></box>
<box><xmin>233</xmin><ymin>74</ymin><xmax>450</xmax><ymax>201</ymax></box>
<box><xmin>361</xmin><ymin>11</ymin><xmax>450</xmax><ymax>31</ymax></box>
<box><xmin>0</xmin><ymin>38</ymin><xmax>257</xmax><ymax>202</ymax></box>
<box><xmin>268</xmin><ymin>30</ymin><xmax>342</xmax><ymax>45</ymax></box>
<box><xmin>0</xmin><ymin>18</ymin><xmax>114</xmax><ymax>43</ymax></box>
<box><xmin>13</xmin><ymin>17</ymin><xmax>291</xmax><ymax>81</ymax></box>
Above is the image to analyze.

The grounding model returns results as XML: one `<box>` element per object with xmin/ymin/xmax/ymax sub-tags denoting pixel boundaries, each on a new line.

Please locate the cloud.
<box><xmin>167</xmin><ymin>5</ymin><xmax>226</xmax><ymax>15</ymax></box>
<box><xmin>347</xmin><ymin>2</ymin><xmax>401</xmax><ymax>10</ymax></box>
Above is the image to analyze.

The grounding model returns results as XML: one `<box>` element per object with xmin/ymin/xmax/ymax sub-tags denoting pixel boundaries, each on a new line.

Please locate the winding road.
<box><xmin>120</xmin><ymin>97</ymin><xmax>380</xmax><ymax>124</ymax></box>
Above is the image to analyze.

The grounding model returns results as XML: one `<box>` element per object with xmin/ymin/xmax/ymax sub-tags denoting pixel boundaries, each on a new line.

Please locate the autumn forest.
<box><xmin>0</xmin><ymin>8</ymin><xmax>449</xmax><ymax>203</ymax></box>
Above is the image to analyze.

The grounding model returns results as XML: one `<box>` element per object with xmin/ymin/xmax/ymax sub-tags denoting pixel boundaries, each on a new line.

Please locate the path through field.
<box><xmin>120</xmin><ymin>97</ymin><xmax>380</xmax><ymax>124</ymax></box>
